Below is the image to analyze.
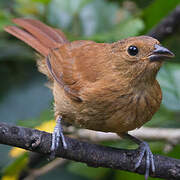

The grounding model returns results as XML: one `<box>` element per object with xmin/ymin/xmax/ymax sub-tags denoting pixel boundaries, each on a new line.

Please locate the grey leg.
<box><xmin>50</xmin><ymin>116</ymin><xmax>67</xmax><ymax>158</ymax></box>
<box><xmin>123</xmin><ymin>133</ymin><xmax>155</xmax><ymax>180</ymax></box>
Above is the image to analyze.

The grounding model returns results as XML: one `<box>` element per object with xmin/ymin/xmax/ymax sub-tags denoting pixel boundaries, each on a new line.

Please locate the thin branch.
<box><xmin>74</xmin><ymin>127</ymin><xmax>180</xmax><ymax>153</ymax></box>
<box><xmin>24</xmin><ymin>158</ymin><xmax>67</xmax><ymax>180</ymax></box>
<box><xmin>0</xmin><ymin>122</ymin><xmax>180</xmax><ymax>179</ymax></box>
<box><xmin>74</xmin><ymin>127</ymin><xmax>180</xmax><ymax>143</ymax></box>
<box><xmin>148</xmin><ymin>5</ymin><xmax>180</xmax><ymax>41</ymax></box>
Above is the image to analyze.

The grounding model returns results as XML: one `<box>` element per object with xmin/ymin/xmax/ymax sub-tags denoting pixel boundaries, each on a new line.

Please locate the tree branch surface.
<box><xmin>0</xmin><ymin>122</ymin><xmax>180</xmax><ymax>179</ymax></box>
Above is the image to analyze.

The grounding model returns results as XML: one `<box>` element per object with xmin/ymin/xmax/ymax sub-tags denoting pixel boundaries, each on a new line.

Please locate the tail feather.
<box><xmin>5</xmin><ymin>26</ymin><xmax>49</xmax><ymax>56</ymax></box>
<box><xmin>4</xmin><ymin>18</ymin><xmax>68</xmax><ymax>81</ymax></box>
<box><xmin>53</xmin><ymin>28</ymin><xmax>68</xmax><ymax>43</ymax></box>
<box><xmin>5</xmin><ymin>18</ymin><xmax>68</xmax><ymax>56</ymax></box>
<box><xmin>12</xmin><ymin>18</ymin><xmax>67</xmax><ymax>50</ymax></box>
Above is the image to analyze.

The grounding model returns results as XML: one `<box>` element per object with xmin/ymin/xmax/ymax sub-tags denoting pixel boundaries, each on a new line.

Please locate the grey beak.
<box><xmin>149</xmin><ymin>44</ymin><xmax>175</xmax><ymax>62</ymax></box>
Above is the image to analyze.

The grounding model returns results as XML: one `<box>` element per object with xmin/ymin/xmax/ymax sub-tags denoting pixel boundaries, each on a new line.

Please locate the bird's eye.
<box><xmin>127</xmin><ymin>45</ymin><xmax>138</xmax><ymax>56</ymax></box>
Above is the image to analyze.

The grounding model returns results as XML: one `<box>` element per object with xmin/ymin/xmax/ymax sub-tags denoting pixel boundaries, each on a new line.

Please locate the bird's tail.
<box><xmin>5</xmin><ymin>18</ymin><xmax>68</xmax><ymax>80</ymax></box>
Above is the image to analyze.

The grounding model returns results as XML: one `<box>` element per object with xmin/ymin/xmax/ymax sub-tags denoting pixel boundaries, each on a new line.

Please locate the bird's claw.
<box><xmin>134</xmin><ymin>141</ymin><xmax>155</xmax><ymax>180</ymax></box>
<box><xmin>50</xmin><ymin>116</ymin><xmax>67</xmax><ymax>159</ymax></box>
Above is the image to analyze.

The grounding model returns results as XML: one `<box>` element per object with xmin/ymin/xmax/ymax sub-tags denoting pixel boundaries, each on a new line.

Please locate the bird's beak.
<box><xmin>149</xmin><ymin>44</ymin><xmax>175</xmax><ymax>62</ymax></box>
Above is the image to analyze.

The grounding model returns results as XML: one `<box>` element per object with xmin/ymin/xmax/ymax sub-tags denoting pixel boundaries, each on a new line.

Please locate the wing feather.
<box><xmin>5</xmin><ymin>18</ymin><xmax>108</xmax><ymax>102</ymax></box>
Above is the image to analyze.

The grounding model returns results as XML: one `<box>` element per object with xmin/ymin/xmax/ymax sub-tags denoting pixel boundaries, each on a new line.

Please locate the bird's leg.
<box><xmin>50</xmin><ymin>116</ymin><xmax>67</xmax><ymax>158</ymax></box>
<box><xmin>123</xmin><ymin>133</ymin><xmax>155</xmax><ymax>180</ymax></box>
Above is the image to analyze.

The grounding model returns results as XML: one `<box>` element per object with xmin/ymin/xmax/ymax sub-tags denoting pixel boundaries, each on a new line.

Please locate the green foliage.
<box><xmin>47</xmin><ymin>0</ymin><xmax>118</xmax><ymax>37</ymax></box>
<box><xmin>88</xmin><ymin>17</ymin><xmax>144</xmax><ymax>42</ymax></box>
<box><xmin>142</xmin><ymin>0</ymin><xmax>180</xmax><ymax>33</ymax></box>
<box><xmin>32</xmin><ymin>0</ymin><xmax>51</xmax><ymax>4</ymax></box>
<box><xmin>0</xmin><ymin>0</ymin><xmax>180</xmax><ymax>180</ymax></box>
<box><xmin>2</xmin><ymin>153</ymin><xmax>28</xmax><ymax>179</ymax></box>
<box><xmin>159</xmin><ymin>63</ymin><xmax>180</xmax><ymax>111</ymax></box>
<box><xmin>0</xmin><ymin>11</ymin><xmax>13</xmax><ymax>31</ymax></box>
<box><xmin>17</xmin><ymin>109</ymin><xmax>54</xmax><ymax>128</ymax></box>
<box><xmin>114</xmin><ymin>170</ymin><xmax>161</xmax><ymax>180</ymax></box>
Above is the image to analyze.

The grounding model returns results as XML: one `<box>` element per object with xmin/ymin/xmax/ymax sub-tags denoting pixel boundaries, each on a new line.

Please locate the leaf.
<box><xmin>142</xmin><ymin>0</ymin><xmax>180</xmax><ymax>32</ymax></box>
<box><xmin>87</xmin><ymin>17</ymin><xmax>144</xmax><ymax>42</ymax></box>
<box><xmin>15</xmin><ymin>0</ymin><xmax>43</xmax><ymax>16</ymax></box>
<box><xmin>47</xmin><ymin>0</ymin><xmax>118</xmax><ymax>36</ymax></box>
<box><xmin>32</xmin><ymin>0</ymin><xmax>51</xmax><ymax>4</ymax></box>
<box><xmin>2</xmin><ymin>154</ymin><xmax>28</xmax><ymax>179</ymax></box>
<box><xmin>9</xmin><ymin>148</ymin><xmax>26</xmax><ymax>158</ymax></box>
<box><xmin>157</xmin><ymin>63</ymin><xmax>180</xmax><ymax>111</ymax></box>
<box><xmin>112</xmin><ymin>17</ymin><xmax>144</xmax><ymax>40</ymax></box>
<box><xmin>47</xmin><ymin>0</ymin><xmax>93</xmax><ymax>30</ymax></box>
<box><xmin>79</xmin><ymin>0</ymin><xmax>118</xmax><ymax>36</ymax></box>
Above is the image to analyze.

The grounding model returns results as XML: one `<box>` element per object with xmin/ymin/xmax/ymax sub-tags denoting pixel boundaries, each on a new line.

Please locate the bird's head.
<box><xmin>111</xmin><ymin>36</ymin><xmax>174</xmax><ymax>86</ymax></box>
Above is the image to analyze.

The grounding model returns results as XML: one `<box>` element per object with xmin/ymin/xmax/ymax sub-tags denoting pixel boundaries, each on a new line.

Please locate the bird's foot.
<box><xmin>134</xmin><ymin>141</ymin><xmax>155</xmax><ymax>180</ymax></box>
<box><xmin>50</xmin><ymin>116</ymin><xmax>67</xmax><ymax>159</ymax></box>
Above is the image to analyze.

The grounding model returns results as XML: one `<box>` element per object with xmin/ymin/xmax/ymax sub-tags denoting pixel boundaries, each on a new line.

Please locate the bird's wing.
<box><xmin>5</xmin><ymin>18</ymin><xmax>109</xmax><ymax>102</ymax></box>
<box><xmin>48</xmin><ymin>40</ymin><xmax>109</xmax><ymax>102</ymax></box>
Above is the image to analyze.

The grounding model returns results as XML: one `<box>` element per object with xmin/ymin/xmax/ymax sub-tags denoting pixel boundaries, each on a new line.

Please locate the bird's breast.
<box><xmin>54</xmin><ymin>80</ymin><xmax>162</xmax><ymax>134</ymax></box>
<box><xmin>76</xmin><ymin>81</ymin><xmax>161</xmax><ymax>133</ymax></box>
<box><xmin>104</xmin><ymin>80</ymin><xmax>162</xmax><ymax>133</ymax></box>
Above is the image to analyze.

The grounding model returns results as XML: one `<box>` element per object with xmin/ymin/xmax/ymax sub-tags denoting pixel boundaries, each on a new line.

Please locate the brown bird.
<box><xmin>5</xmin><ymin>18</ymin><xmax>174</xmax><ymax>179</ymax></box>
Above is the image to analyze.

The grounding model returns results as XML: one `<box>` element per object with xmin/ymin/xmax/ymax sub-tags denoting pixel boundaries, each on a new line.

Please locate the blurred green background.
<box><xmin>0</xmin><ymin>0</ymin><xmax>180</xmax><ymax>179</ymax></box>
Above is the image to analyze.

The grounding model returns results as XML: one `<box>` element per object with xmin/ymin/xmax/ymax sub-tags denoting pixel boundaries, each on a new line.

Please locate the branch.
<box><xmin>0</xmin><ymin>122</ymin><xmax>180</xmax><ymax>179</ymax></box>
<box><xmin>24</xmin><ymin>159</ymin><xmax>67</xmax><ymax>180</ymax></box>
<box><xmin>148</xmin><ymin>5</ymin><xmax>180</xmax><ymax>41</ymax></box>
<box><xmin>74</xmin><ymin>127</ymin><xmax>180</xmax><ymax>143</ymax></box>
<box><xmin>74</xmin><ymin>127</ymin><xmax>180</xmax><ymax>153</ymax></box>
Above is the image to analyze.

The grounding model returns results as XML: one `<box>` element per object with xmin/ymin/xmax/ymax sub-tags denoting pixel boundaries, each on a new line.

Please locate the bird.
<box><xmin>5</xmin><ymin>18</ymin><xmax>174</xmax><ymax>180</ymax></box>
